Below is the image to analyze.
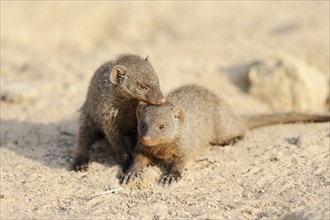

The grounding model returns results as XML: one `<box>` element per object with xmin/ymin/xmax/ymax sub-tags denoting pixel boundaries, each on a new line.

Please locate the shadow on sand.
<box><xmin>0</xmin><ymin>119</ymin><xmax>118</xmax><ymax>171</ymax></box>
<box><xmin>221</xmin><ymin>62</ymin><xmax>258</xmax><ymax>93</ymax></box>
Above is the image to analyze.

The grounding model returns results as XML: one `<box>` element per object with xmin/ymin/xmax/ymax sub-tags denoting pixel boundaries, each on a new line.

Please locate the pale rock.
<box><xmin>1</xmin><ymin>82</ymin><xmax>39</xmax><ymax>104</ymax></box>
<box><xmin>248</xmin><ymin>53</ymin><xmax>329</xmax><ymax>113</ymax></box>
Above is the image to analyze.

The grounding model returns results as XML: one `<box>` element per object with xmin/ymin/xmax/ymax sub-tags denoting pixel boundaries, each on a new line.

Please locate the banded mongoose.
<box><xmin>72</xmin><ymin>54</ymin><xmax>166</xmax><ymax>171</ymax></box>
<box><xmin>120</xmin><ymin>84</ymin><xmax>330</xmax><ymax>185</ymax></box>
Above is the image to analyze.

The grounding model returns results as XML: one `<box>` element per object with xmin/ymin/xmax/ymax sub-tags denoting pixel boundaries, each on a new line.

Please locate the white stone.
<box><xmin>248</xmin><ymin>53</ymin><xmax>329</xmax><ymax>113</ymax></box>
<box><xmin>1</xmin><ymin>82</ymin><xmax>39</xmax><ymax>104</ymax></box>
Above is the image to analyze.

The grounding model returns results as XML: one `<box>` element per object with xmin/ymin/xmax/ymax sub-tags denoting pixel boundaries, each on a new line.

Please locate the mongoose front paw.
<box><xmin>159</xmin><ymin>172</ymin><xmax>182</xmax><ymax>186</ymax></box>
<box><xmin>72</xmin><ymin>156</ymin><xmax>89</xmax><ymax>172</ymax></box>
<box><xmin>119</xmin><ymin>168</ymin><xmax>141</xmax><ymax>185</ymax></box>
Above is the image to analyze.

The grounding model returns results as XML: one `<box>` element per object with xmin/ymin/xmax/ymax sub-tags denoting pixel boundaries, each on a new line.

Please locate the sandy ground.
<box><xmin>1</xmin><ymin>2</ymin><xmax>329</xmax><ymax>219</ymax></box>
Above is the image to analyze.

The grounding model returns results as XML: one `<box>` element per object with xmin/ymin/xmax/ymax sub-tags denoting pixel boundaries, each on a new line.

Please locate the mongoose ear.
<box><xmin>145</xmin><ymin>55</ymin><xmax>149</xmax><ymax>61</ymax></box>
<box><xmin>174</xmin><ymin>108</ymin><xmax>184</xmax><ymax>124</ymax></box>
<box><xmin>136</xmin><ymin>102</ymin><xmax>148</xmax><ymax>119</ymax></box>
<box><xmin>110</xmin><ymin>65</ymin><xmax>128</xmax><ymax>85</ymax></box>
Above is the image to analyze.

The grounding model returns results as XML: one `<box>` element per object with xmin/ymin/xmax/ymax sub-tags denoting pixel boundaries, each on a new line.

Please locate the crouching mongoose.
<box><xmin>72</xmin><ymin>54</ymin><xmax>166</xmax><ymax>172</ymax></box>
<box><xmin>120</xmin><ymin>84</ymin><xmax>330</xmax><ymax>185</ymax></box>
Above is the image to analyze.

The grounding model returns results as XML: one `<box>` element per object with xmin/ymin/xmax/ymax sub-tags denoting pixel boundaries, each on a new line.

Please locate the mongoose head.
<box><xmin>136</xmin><ymin>102</ymin><xmax>185</xmax><ymax>146</ymax></box>
<box><xmin>109</xmin><ymin>54</ymin><xmax>166</xmax><ymax>105</ymax></box>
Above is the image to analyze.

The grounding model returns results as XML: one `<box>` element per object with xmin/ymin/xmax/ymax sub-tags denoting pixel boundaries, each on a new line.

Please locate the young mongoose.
<box><xmin>120</xmin><ymin>84</ymin><xmax>330</xmax><ymax>185</ymax></box>
<box><xmin>72</xmin><ymin>54</ymin><xmax>166</xmax><ymax>172</ymax></box>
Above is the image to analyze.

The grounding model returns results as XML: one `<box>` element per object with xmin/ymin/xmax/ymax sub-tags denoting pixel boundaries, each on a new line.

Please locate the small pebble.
<box><xmin>1</xmin><ymin>82</ymin><xmax>39</xmax><ymax>104</ymax></box>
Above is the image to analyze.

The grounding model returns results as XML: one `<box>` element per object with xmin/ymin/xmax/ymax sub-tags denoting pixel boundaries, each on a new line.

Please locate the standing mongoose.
<box><xmin>72</xmin><ymin>54</ymin><xmax>166</xmax><ymax>172</ymax></box>
<box><xmin>120</xmin><ymin>84</ymin><xmax>330</xmax><ymax>185</ymax></box>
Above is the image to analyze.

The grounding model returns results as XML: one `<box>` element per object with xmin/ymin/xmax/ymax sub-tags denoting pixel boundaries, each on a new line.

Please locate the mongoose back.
<box><xmin>121</xmin><ymin>84</ymin><xmax>330</xmax><ymax>185</ymax></box>
<box><xmin>73</xmin><ymin>54</ymin><xmax>166</xmax><ymax>171</ymax></box>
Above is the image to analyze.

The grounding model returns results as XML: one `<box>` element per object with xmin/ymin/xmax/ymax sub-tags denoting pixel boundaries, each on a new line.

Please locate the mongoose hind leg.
<box><xmin>72</xmin><ymin>113</ymin><xmax>101</xmax><ymax>171</ymax></box>
<box><xmin>103</xmin><ymin>129</ymin><xmax>134</xmax><ymax>171</ymax></box>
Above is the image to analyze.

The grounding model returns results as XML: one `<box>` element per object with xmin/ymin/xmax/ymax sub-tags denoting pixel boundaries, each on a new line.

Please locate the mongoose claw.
<box><xmin>120</xmin><ymin>169</ymin><xmax>140</xmax><ymax>185</ymax></box>
<box><xmin>72</xmin><ymin>156</ymin><xmax>89</xmax><ymax>172</ymax></box>
<box><xmin>159</xmin><ymin>172</ymin><xmax>182</xmax><ymax>186</ymax></box>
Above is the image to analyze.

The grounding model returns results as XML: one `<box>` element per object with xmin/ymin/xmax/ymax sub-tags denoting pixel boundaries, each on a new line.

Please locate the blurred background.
<box><xmin>1</xmin><ymin>1</ymin><xmax>329</xmax><ymax>122</ymax></box>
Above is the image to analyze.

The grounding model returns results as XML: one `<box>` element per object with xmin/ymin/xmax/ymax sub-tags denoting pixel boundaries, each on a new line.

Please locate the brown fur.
<box><xmin>120</xmin><ymin>84</ymin><xmax>330</xmax><ymax>185</ymax></box>
<box><xmin>72</xmin><ymin>54</ymin><xmax>165</xmax><ymax>171</ymax></box>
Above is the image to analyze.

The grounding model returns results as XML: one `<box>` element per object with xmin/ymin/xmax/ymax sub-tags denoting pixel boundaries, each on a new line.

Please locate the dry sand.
<box><xmin>1</xmin><ymin>2</ymin><xmax>329</xmax><ymax>219</ymax></box>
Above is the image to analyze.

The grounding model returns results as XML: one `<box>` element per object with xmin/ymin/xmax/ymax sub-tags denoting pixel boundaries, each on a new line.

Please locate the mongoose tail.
<box><xmin>243</xmin><ymin>113</ymin><xmax>330</xmax><ymax>130</ymax></box>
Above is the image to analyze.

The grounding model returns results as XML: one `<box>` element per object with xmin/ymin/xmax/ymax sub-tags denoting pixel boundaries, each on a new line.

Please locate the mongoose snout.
<box><xmin>142</xmin><ymin>136</ymin><xmax>151</xmax><ymax>144</ymax></box>
<box><xmin>141</xmin><ymin>135</ymin><xmax>166</xmax><ymax>146</ymax></box>
<box><xmin>158</xmin><ymin>98</ymin><xmax>166</xmax><ymax>105</ymax></box>
<box><xmin>137</xmin><ymin>95</ymin><xmax>165</xmax><ymax>106</ymax></box>
<box><xmin>140</xmin><ymin>90</ymin><xmax>166</xmax><ymax>106</ymax></box>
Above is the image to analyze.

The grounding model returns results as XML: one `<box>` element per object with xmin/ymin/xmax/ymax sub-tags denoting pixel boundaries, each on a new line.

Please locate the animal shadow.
<box><xmin>221</xmin><ymin>62</ymin><xmax>259</xmax><ymax>93</ymax></box>
<box><xmin>0</xmin><ymin>119</ymin><xmax>118</xmax><ymax>171</ymax></box>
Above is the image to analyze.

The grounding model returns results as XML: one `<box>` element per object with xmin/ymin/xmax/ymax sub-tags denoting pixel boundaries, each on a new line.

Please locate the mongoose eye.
<box><xmin>139</xmin><ymin>84</ymin><xmax>148</xmax><ymax>90</ymax></box>
<box><xmin>158</xmin><ymin>124</ymin><xmax>165</xmax><ymax>130</ymax></box>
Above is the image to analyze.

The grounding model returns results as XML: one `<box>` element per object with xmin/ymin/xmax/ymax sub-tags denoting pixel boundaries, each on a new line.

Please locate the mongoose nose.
<box><xmin>159</xmin><ymin>98</ymin><xmax>166</xmax><ymax>105</ymax></box>
<box><xmin>142</xmin><ymin>136</ymin><xmax>151</xmax><ymax>144</ymax></box>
